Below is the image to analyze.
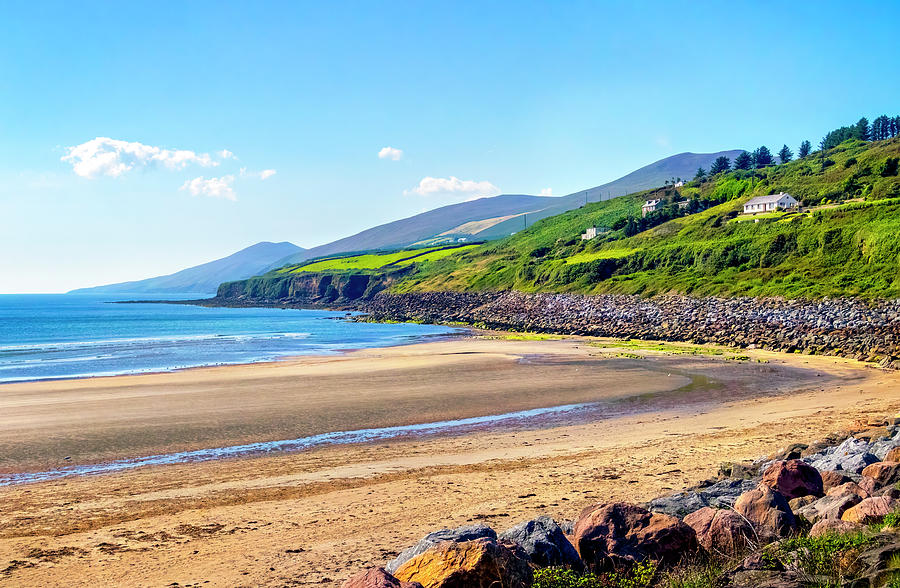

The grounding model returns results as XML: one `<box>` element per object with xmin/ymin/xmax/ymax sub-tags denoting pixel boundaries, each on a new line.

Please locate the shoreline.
<box><xmin>0</xmin><ymin>334</ymin><xmax>837</xmax><ymax>475</ymax></box>
<box><xmin>0</xmin><ymin>322</ymin><xmax>468</xmax><ymax>387</ymax></box>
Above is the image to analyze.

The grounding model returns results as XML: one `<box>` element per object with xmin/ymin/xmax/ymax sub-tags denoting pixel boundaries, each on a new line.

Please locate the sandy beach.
<box><xmin>2</xmin><ymin>334</ymin><xmax>899</xmax><ymax>586</ymax></box>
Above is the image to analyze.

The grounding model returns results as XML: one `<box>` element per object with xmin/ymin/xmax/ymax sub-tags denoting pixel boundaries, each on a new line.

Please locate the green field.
<box><xmin>563</xmin><ymin>249</ymin><xmax>638</xmax><ymax>264</ymax></box>
<box><xmin>277</xmin><ymin>244</ymin><xmax>478</xmax><ymax>274</ymax></box>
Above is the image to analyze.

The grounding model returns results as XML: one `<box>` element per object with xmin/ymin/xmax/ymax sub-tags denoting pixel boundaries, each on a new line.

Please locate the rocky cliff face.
<box><xmin>214</xmin><ymin>270</ymin><xmax>408</xmax><ymax>307</ymax></box>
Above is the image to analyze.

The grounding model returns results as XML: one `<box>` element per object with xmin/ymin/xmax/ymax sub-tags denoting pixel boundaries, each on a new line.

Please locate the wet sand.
<box><xmin>1</xmin><ymin>335</ymin><xmax>898</xmax><ymax>586</ymax></box>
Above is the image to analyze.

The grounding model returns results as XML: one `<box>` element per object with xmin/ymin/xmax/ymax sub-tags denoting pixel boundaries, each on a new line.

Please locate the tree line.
<box><xmin>694</xmin><ymin>113</ymin><xmax>900</xmax><ymax>180</ymax></box>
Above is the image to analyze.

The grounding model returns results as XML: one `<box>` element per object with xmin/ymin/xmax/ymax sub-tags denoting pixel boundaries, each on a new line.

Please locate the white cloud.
<box><xmin>404</xmin><ymin>176</ymin><xmax>501</xmax><ymax>200</ymax></box>
<box><xmin>218</xmin><ymin>149</ymin><xmax>236</xmax><ymax>160</ymax></box>
<box><xmin>61</xmin><ymin>137</ymin><xmax>221</xmax><ymax>178</ymax></box>
<box><xmin>540</xmin><ymin>187</ymin><xmax>553</xmax><ymax>196</ymax></box>
<box><xmin>378</xmin><ymin>146</ymin><xmax>403</xmax><ymax>161</ymax></box>
<box><xmin>239</xmin><ymin>167</ymin><xmax>277</xmax><ymax>180</ymax></box>
<box><xmin>180</xmin><ymin>175</ymin><xmax>236</xmax><ymax>201</ymax></box>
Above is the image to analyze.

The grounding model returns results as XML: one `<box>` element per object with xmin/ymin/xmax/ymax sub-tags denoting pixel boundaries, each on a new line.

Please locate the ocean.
<box><xmin>0</xmin><ymin>293</ymin><xmax>459</xmax><ymax>384</ymax></box>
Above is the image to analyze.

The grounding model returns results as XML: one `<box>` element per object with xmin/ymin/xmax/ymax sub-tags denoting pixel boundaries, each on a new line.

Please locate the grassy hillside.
<box><xmin>268</xmin><ymin>244</ymin><xmax>479</xmax><ymax>276</ymax></box>
<box><xmin>394</xmin><ymin>137</ymin><xmax>900</xmax><ymax>299</ymax></box>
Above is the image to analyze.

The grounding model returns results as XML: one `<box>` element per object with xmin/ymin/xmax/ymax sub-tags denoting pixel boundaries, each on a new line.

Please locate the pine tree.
<box><xmin>854</xmin><ymin>117</ymin><xmax>870</xmax><ymax>140</ymax></box>
<box><xmin>872</xmin><ymin>115</ymin><xmax>890</xmax><ymax>141</ymax></box>
<box><xmin>777</xmin><ymin>144</ymin><xmax>793</xmax><ymax>164</ymax></box>
<box><xmin>733</xmin><ymin>151</ymin><xmax>752</xmax><ymax>170</ymax></box>
<box><xmin>709</xmin><ymin>156</ymin><xmax>731</xmax><ymax>175</ymax></box>
<box><xmin>694</xmin><ymin>167</ymin><xmax>706</xmax><ymax>180</ymax></box>
<box><xmin>798</xmin><ymin>140</ymin><xmax>811</xmax><ymax>158</ymax></box>
<box><xmin>753</xmin><ymin>146</ymin><xmax>774</xmax><ymax>168</ymax></box>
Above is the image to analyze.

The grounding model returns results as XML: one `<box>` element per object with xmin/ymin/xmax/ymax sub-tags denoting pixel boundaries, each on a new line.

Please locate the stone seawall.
<box><xmin>362</xmin><ymin>291</ymin><xmax>900</xmax><ymax>364</ymax></box>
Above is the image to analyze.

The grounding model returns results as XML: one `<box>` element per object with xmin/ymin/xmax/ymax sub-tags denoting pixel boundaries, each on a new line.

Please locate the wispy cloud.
<box><xmin>378</xmin><ymin>146</ymin><xmax>403</xmax><ymax>161</ymax></box>
<box><xmin>180</xmin><ymin>175</ymin><xmax>236</xmax><ymax>201</ymax></box>
<box><xmin>218</xmin><ymin>149</ymin><xmax>236</xmax><ymax>160</ymax></box>
<box><xmin>240</xmin><ymin>167</ymin><xmax>277</xmax><ymax>180</ymax></box>
<box><xmin>540</xmin><ymin>187</ymin><xmax>553</xmax><ymax>196</ymax></box>
<box><xmin>61</xmin><ymin>137</ymin><xmax>227</xmax><ymax>178</ymax></box>
<box><xmin>404</xmin><ymin>176</ymin><xmax>501</xmax><ymax>200</ymax></box>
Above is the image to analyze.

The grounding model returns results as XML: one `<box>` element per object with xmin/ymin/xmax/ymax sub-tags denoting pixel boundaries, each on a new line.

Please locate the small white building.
<box><xmin>743</xmin><ymin>192</ymin><xmax>799</xmax><ymax>214</ymax></box>
<box><xmin>674</xmin><ymin>180</ymin><xmax>684</xmax><ymax>187</ymax></box>
<box><xmin>581</xmin><ymin>226</ymin><xmax>599</xmax><ymax>240</ymax></box>
<box><xmin>642</xmin><ymin>199</ymin><xmax>662</xmax><ymax>217</ymax></box>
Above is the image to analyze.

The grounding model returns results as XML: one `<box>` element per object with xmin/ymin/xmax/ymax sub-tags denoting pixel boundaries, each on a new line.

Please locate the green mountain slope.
<box><xmin>395</xmin><ymin>137</ymin><xmax>900</xmax><ymax>299</ymax></box>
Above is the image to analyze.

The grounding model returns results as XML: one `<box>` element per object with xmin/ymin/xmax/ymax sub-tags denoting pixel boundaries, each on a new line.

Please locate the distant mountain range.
<box><xmin>69</xmin><ymin>241</ymin><xmax>303</xmax><ymax>295</ymax></box>
<box><xmin>72</xmin><ymin>150</ymin><xmax>740</xmax><ymax>295</ymax></box>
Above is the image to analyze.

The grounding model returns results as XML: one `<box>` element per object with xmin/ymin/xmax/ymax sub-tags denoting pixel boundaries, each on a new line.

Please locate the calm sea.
<box><xmin>0</xmin><ymin>294</ymin><xmax>459</xmax><ymax>384</ymax></box>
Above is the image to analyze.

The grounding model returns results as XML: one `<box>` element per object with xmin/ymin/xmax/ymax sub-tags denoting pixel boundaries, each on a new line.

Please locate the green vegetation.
<box><xmin>276</xmin><ymin>244</ymin><xmax>478</xmax><ymax>274</ymax></box>
<box><xmin>532</xmin><ymin>561</ymin><xmax>724</xmax><ymax>588</ymax></box>
<box><xmin>399</xmin><ymin>135</ymin><xmax>900</xmax><ymax>299</ymax></box>
<box><xmin>588</xmin><ymin>340</ymin><xmax>736</xmax><ymax>356</ymax></box>
<box><xmin>772</xmin><ymin>532</ymin><xmax>874</xmax><ymax>585</ymax></box>
<box><xmin>533</xmin><ymin>562</ymin><xmax>656</xmax><ymax>588</ymax></box>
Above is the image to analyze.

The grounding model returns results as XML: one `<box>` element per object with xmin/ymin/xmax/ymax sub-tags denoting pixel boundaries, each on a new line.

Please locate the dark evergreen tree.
<box><xmin>854</xmin><ymin>117</ymin><xmax>870</xmax><ymax>140</ymax></box>
<box><xmin>777</xmin><ymin>144</ymin><xmax>793</xmax><ymax>164</ymax></box>
<box><xmin>753</xmin><ymin>145</ymin><xmax>774</xmax><ymax>168</ymax></box>
<box><xmin>694</xmin><ymin>167</ymin><xmax>706</xmax><ymax>180</ymax></box>
<box><xmin>733</xmin><ymin>151</ymin><xmax>752</xmax><ymax>170</ymax></box>
<box><xmin>798</xmin><ymin>140</ymin><xmax>811</xmax><ymax>158</ymax></box>
<box><xmin>872</xmin><ymin>115</ymin><xmax>890</xmax><ymax>141</ymax></box>
<box><xmin>881</xmin><ymin>157</ymin><xmax>899</xmax><ymax>177</ymax></box>
<box><xmin>709</xmin><ymin>155</ymin><xmax>731</xmax><ymax>175</ymax></box>
<box><xmin>623</xmin><ymin>217</ymin><xmax>639</xmax><ymax>237</ymax></box>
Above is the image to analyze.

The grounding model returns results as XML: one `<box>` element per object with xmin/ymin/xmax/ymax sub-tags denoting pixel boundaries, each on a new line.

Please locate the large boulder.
<box><xmin>385</xmin><ymin>524</ymin><xmax>496</xmax><ymax>574</ymax></box>
<box><xmin>761</xmin><ymin>460</ymin><xmax>823</xmax><ymax>500</ymax></box>
<box><xmin>647</xmin><ymin>478</ymin><xmax>757</xmax><ymax>517</ymax></box>
<box><xmin>682</xmin><ymin>507</ymin><xmax>754</xmax><ymax>556</ymax></box>
<box><xmin>787</xmin><ymin>495</ymin><xmax>817</xmax><ymax>512</ymax></box>
<box><xmin>770</xmin><ymin>443</ymin><xmax>808</xmax><ymax>461</ymax></box>
<box><xmin>883</xmin><ymin>447</ymin><xmax>900</xmax><ymax>462</ymax></box>
<box><xmin>498</xmin><ymin>516</ymin><xmax>582</xmax><ymax>570</ymax></box>
<box><xmin>392</xmin><ymin>538</ymin><xmax>532</xmax><ymax>588</ymax></box>
<box><xmin>819</xmin><ymin>470</ymin><xmax>852</xmax><ymax>493</ymax></box>
<box><xmin>795</xmin><ymin>494</ymin><xmax>862</xmax><ymax>523</ymax></box>
<box><xmin>842</xmin><ymin>496</ymin><xmax>897</xmax><ymax>524</ymax></box>
<box><xmin>574</xmin><ymin>502</ymin><xmax>698</xmax><ymax>572</ymax></box>
<box><xmin>734</xmin><ymin>484</ymin><xmax>797</xmax><ymax>541</ymax></box>
<box><xmin>861</xmin><ymin>461</ymin><xmax>900</xmax><ymax>489</ymax></box>
<box><xmin>805</xmin><ymin>438</ymin><xmax>879</xmax><ymax>474</ymax></box>
<box><xmin>809</xmin><ymin>519</ymin><xmax>864</xmax><ymax>538</ymax></box>
<box><xmin>826</xmin><ymin>481</ymin><xmax>869</xmax><ymax>499</ymax></box>
<box><xmin>341</xmin><ymin>568</ymin><xmax>423</xmax><ymax>588</ymax></box>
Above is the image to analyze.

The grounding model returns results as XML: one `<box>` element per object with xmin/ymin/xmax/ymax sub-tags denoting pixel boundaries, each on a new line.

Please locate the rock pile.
<box><xmin>342</xmin><ymin>421</ymin><xmax>900</xmax><ymax>587</ymax></box>
<box><xmin>361</xmin><ymin>291</ymin><xmax>900</xmax><ymax>361</ymax></box>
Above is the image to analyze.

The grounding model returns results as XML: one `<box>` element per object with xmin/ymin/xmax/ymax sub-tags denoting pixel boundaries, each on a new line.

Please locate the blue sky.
<box><xmin>1</xmin><ymin>1</ymin><xmax>898</xmax><ymax>292</ymax></box>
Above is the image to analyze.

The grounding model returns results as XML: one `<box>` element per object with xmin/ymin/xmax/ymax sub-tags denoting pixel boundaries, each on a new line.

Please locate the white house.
<box><xmin>581</xmin><ymin>226</ymin><xmax>599</xmax><ymax>240</ymax></box>
<box><xmin>742</xmin><ymin>192</ymin><xmax>799</xmax><ymax>214</ymax></box>
<box><xmin>642</xmin><ymin>199</ymin><xmax>662</xmax><ymax>217</ymax></box>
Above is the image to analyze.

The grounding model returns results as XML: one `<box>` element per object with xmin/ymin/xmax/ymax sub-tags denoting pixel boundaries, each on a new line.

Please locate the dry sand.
<box><xmin>1</xmin><ymin>335</ymin><xmax>899</xmax><ymax>587</ymax></box>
